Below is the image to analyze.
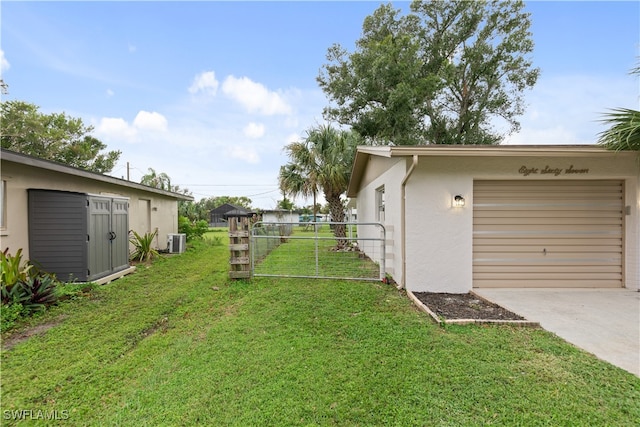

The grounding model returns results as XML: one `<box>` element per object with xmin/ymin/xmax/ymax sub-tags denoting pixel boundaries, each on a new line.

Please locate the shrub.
<box><xmin>178</xmin><ymin>216</ymin><xmax>210</xmax><ymax>241</ymax></box>
<box><xmin>1</xmin><ymin>248</ymin><xmax>33</xmax><ymax>288</ymax></box>
<box><xmin>130</xmin><ymin>230</ymin><xmax>160</xmax><ymax>263</ymax></box>
<box><xmin>17</xmin><ymin>274</ymin><xmax>59</xmax><ymax>313</ymax></box>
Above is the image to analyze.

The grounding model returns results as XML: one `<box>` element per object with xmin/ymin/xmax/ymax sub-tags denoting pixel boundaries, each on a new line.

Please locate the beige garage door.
<box><xmin>473</xmin><ymin>180</ymin><xmax>623</xmax><ymax>288</ymax></box>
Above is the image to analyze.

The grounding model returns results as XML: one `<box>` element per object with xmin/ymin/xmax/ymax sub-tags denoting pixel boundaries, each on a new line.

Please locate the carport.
<box><xmin>474</xmin><ymin>288</ymin><xmax>640</xmax><ymax>377</ymax></box>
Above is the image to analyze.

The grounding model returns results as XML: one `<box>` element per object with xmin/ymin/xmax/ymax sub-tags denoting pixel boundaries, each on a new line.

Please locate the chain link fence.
<box><xmin>251</xmin><ymin>222</ymin><xmax>385</xmax><ymax>281</ymax></box>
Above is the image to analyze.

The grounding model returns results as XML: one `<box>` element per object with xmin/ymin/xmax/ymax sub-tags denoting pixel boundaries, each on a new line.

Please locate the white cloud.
<box><xmin>189</xmin><ymin>71</ymin><xmax>219</xmax><ymax>96</ymax></box>
<box><xmin>0</xmin><ymin>49</ymin><xmax>10</xmax><ymax>72</ymax></box>
<box><xmin>243</xmin><ymin>122</ymin><xmax>265</xmax><ymax>139</ymax></box>
<box><xmin>96</xmin><ymin>111</ymin><xmax>168</xmax><ymax>143</ymax></box>
<box><xmin>133</xmin><ymin>110</ymin><xmax>168</xmax><ymax>132</ymax></box>
<box><xmin>222</xmin><ymin>75</ymin><xmax>292</xmax><ymax>115</ymax></box>
<box><xmin>227</xmin><ymin>145</ymin><xmax>260</xmax><ymax>164</ymax></box>
<box><xmin>106</xmin><ymin>89</ymin><xmax>114</xmax><ymax>97</ymax></box>
<box><xmin>96</xmin><ymin>117</ymin><xmax>138</xmax><ymax>142</ymax></box>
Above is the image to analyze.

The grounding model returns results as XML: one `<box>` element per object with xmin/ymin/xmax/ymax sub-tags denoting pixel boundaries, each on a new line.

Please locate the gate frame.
<box><xmin>250</xmin><ymin>221</ymin><xmax>386</xmax><ymax>281</ymax></box>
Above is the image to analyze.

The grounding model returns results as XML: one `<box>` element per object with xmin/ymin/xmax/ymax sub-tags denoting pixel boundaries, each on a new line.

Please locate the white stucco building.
<box><xmin>347</xmin><ymin>145</ymin><xmax>640</xmax><ymax>293</ymax></box>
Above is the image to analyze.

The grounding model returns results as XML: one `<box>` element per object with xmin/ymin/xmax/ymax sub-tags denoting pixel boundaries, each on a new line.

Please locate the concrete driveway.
<box><xmin>473</xmin><ymin>288</ymin><xmax>640</xmax><ymax>377</ymax></box>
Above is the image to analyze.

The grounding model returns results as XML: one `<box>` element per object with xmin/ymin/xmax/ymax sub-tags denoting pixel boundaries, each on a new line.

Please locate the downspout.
<box><xmin>400</xmin><ymin>155</ymin><xmax>419</xmax><ymax>290</ymax></box>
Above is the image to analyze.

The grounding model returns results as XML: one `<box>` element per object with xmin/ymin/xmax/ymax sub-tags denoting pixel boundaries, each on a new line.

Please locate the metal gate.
<box><xmin>251</xmin><ymin>222</ymin><xmax>385</xmax><ymax>281</ymax></box>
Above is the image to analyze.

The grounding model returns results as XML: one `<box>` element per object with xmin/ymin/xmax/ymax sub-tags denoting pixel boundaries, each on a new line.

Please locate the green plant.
<box><xmin>0</xmin><ymin>302</ymin><xmax>26</xmax><ymax>332</ymax></box>
<box><xmin>1</xmin><ymin>248</ymin><xmax>37</xmax><ymax>305</ymax></box>
<box><xmin>17</xmin><ymin>274</ymin><xmax>58</xmax><ymax>313</ymax></box>
<box><xmin>129</xmin><ymin>230</ymin><xmax>160</xmax><ymax>263</ymax></box>
<box><xmin>178</xmin><ymin>216</ymin><xmax>210</xmax><ymax>241</ymax></box>
<box><xmin>1</xmin><ymin>248</ymin><xmax>33</xmax><ymax>288</ymax></box>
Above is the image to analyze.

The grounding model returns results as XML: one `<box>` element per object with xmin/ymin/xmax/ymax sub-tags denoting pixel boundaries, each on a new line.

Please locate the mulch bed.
<box><xmin>412</xmin><ymin>292</ymin><xmax>525</xmax><ymax>321</ymax></box>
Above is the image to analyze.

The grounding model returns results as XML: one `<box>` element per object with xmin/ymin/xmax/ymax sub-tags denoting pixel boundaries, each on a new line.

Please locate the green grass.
<box><xmin>1</xmin><ymin>238</ymin><xmax>639</xmax><ymax>426</ymax></box>
<box><xmin>254</xmin><ymin>227</ymin><xmax>380</xmax><ymax>279</ymax></box>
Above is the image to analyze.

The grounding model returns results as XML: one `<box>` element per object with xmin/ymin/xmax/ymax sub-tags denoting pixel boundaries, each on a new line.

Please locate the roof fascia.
<box><xmin>385</xmin><ymin>145</ymin><xmax>637</xmax><ymax>158</ymax></box>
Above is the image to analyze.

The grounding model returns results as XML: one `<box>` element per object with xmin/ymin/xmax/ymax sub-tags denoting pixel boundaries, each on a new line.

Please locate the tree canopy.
<box><xmin>179</xmin><ymin>196</ymin><xmax>253</xmax><ymax>223</ymax></box>
<box><xmin>318</xmin><ymin>0</ymin><xmax>539</xmax><ymax>146</ymax></box>
<box><xmin>1</xmin><ymin>100</ymin><xmax>121</xmax><ymax>173</ymax></box>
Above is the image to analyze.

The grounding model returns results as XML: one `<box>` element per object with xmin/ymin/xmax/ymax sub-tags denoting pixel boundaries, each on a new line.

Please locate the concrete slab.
<box><xmin>473</xmin><ymin>288</ymin><xmax>640</xmax><ymax>377</ymax></box>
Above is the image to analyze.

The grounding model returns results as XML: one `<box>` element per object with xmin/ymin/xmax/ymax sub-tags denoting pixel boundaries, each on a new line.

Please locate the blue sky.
<box><xmin>1</xmin><ymin>1</ymin><xmax>638</xmax><ymax>207</ymax></box>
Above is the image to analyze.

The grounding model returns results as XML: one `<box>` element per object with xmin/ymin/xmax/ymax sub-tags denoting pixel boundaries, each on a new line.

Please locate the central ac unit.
<box><xmin>167</xmin><ymin>233</ymin><xmax>186</xmax><ymax>254</ymax></box>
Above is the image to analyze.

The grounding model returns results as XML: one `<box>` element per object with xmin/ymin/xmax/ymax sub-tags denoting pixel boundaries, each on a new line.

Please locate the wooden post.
<box><xmin>229</xmin><ymin>216</ymin><xmax>251</xmax><ymax>279</ymax></box>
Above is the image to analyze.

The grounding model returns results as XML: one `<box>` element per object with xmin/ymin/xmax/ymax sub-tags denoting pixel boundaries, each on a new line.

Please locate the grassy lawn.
<box><xmin>1</xmin><ymin>230</ymin><xmax>639</xmax><ymax>425</ymax></box>
<box><xmin>254</xmin><ymin>227</ymin><xmax>381</xmax><ymax>280</ymax></box>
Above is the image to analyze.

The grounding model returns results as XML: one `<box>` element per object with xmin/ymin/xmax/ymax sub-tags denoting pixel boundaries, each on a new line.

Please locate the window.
<box><xmin>376</xmin><ymin>186</ymin><xmax>385</xmax><ymax>222</ymax></box>
<box><xmin>0</xmin><ymin>180</ymin><xmax>6</xmax><ymax>229</ymax></box>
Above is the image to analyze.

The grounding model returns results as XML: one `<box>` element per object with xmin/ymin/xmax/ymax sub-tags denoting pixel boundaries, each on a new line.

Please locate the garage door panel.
<box><xmin>473</xmin><ymin>180</ymin><xmax>623</xmax><ymax>288</ymax></box>
<box><xmin>474</xmin><ymin>181</ymin><xmax>622</xmax><ymax>191</ymax></box>
<box><xmin>474</xmin><ymin>279</ymin><xmax>622</xmax><ymax>288</ymax></box>
<box><xmin>474</xmin><ymin>217</ymin><xmax>623</xmax><ymax>226</ymax></box>
<box><xmin>474</xmin><ymin>245</ymin><xmax>622</xmax><ymax>253</ymax></box>
<box><xmin>473</xmin><ymin>237</ymin><xmax>623</xmax><ymax>246</ymax></box>
<box><xmin>473</xmin><ymin>265</ymin><xmax>622</xmax><ymax>273</ymax></box>
<box><xmin>474</xmin><ymin>225</ymin><xmax>621</xmax><ymax>234</ymax></box>
<box><xmin>473</xmin><ymin>210</ymin><xmax>622</xmax><ymax>219</ymax></box>
<box><xmin>474</xmin><ymin>204</ymin><xmax>621</xmax><ymax>212</ymax></box>
<box><xmin>474</xmin><ymin>272</ymin><xmax>622</xmax><ymax>280</ymax></box>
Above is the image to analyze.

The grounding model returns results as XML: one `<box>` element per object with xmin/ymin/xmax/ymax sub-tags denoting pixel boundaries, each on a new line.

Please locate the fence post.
<box><xmin>229</xmin><ymin>216</ymin><xmax>251</xmax><ymax>279</ymax></box>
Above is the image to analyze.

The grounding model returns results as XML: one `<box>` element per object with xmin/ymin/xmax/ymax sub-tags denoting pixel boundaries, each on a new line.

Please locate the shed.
<box><xmin>1</xmin><ymin>149</ymin><xmax>193</xmax><ymax>283</ymax></box>
<box><xmin>347</xmin><ymin>145</ymin><xmax>640</xmax><ymax>293</ymax></box>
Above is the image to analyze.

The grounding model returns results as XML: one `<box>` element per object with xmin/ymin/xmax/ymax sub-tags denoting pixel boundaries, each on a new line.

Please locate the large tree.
<box><xmin>1</xmin><ymin>100</ymin><xmax>121</xmax><ymax>173</ymax></box>
<box><xmin>279</xmin><ymin>124</ymin><xmax>360</xmax><ymax>248</ymax></box>
<box><xmin>318</xmin><ymin>0</ymin><xmax>539</xmax><ymax>146</ymax></box>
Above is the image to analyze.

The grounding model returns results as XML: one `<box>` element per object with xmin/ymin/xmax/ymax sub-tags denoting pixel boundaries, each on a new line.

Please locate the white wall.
<box><xmin>355</xmin><ymin>157</ymin><xmax>406</xmax><ymax>282</ymax></box>
<box><xmin>402</xmin><ymin>154</ymin><xmax>639</xmax><ymax>293</ymax></box>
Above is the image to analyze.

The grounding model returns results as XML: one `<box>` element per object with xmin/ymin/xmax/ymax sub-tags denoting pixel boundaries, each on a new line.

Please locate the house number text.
<box><xmin>518</xmin><ymin>165</ymin><xmax>590</xmax><ymax>177</ymax></box>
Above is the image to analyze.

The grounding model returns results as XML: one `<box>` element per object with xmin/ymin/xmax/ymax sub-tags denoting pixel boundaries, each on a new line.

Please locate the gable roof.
<box><xmin>347</xmin><ymin>144</ymin><xmax>637</xmax><ymax>197</ymax></box>
<box><xmin>1</xmin><ymin>148</ymin><xmax>194</xmax><ymax>201</ymax></box>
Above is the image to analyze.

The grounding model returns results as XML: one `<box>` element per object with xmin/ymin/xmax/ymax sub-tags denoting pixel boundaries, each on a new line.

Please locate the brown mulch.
<box><xmin>412</xmin><ymin>292</ymin><xmax>525</xmax><ymax>321</ymax></box>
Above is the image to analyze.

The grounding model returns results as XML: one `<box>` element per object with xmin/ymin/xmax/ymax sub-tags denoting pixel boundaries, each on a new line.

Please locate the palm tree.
<box><xmin>597</xmin><ymin>108</ymin><xmax>640</xmax><ymax>151</ymax></box>
<box><xmin>279</xmin><ymin>124</ymin><xmax>360</xmax><ymax>249</ymax></box>
<box><xmin>598</xmin><ymin>64</ymin><xmax>640</xmax><ymax>151</ymax></box>
<box><xmin>140</xmin><ymin>167</ymin><xmax>172</xmax><ymax>190</ymax></box>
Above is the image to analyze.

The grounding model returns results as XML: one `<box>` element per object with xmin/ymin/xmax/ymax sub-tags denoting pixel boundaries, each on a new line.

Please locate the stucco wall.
<box><xmin>403</xmin><ymin>154</ymin><xmax>640</xmax><ymax>293</ymax></box>
<box><xmin>1</xmin><ymin>160</ymin><xmax>180</xmax><ymax>258</ymax></box>
<box><xmin>355</xmin><ymin>157</ymin><xmax>406</xmax><ymax>283</ymax></box>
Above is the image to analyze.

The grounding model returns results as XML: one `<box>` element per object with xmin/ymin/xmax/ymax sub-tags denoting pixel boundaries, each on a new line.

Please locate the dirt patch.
<box><xmin>2</xmin><ymin>317</ymin><xmax>67</xmax><ymax>351</ymax></box>
<box><xmin>412</xmin><ymin>292</ymin><xmax>525</xmax><ymax>321</ymax></box>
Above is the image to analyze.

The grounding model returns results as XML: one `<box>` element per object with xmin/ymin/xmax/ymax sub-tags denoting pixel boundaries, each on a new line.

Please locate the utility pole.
<box><xmin>127</xmin><ymin>162</ymin><xmax>130</xmax><ymax>181</ymax></box>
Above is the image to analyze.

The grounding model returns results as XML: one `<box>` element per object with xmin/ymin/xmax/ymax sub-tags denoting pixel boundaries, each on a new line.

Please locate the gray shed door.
<box><xmin>28</xmin><ymin>190</ymin><xmax>88</xmax><ymax>281</ymax></box>
<box><xmin>473</xmin><ymin>180</ymin><xmax>624</xmax><ymax>288</ymax></box>
<box><xmin>88</xmin><ymin>196</ymin><xmax>129</xmax><ymax>281</ymax></box>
